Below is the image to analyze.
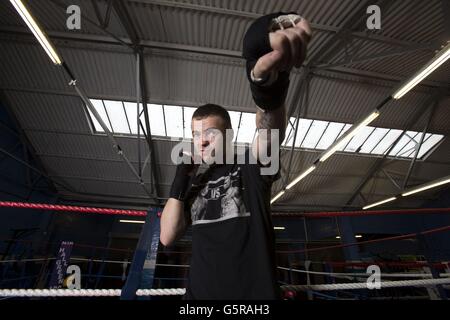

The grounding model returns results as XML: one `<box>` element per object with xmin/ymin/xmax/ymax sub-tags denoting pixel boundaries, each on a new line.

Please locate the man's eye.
<box><xmin>205</xmin><ymin>129</ymin><xmax>220</xmax><ymax>136</ymax></box>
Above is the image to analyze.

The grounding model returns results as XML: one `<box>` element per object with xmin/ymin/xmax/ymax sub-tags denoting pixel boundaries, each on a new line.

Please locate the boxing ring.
<box><xmin>1</xmin><ymin>201</ymin><xmax>450</xmax><ymax>299</ymax></box>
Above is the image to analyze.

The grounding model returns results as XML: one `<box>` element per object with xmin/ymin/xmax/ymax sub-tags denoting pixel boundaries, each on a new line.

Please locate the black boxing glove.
<box><xmin>169</xmin><ymin>153</ymin><xmax>199</xmax><ymax>201</ymax></box>
<box><xmin>242</xmin><ymin>12</ymin><xmax>297</xmax><ymax>111</ymax></box>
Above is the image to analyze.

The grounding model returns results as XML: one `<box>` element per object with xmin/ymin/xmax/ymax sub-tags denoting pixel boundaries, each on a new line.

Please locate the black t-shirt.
<box><xmin>183</xmin><ymin>150</ymin><xmax>280</xmax><ymax>300</ymax></box>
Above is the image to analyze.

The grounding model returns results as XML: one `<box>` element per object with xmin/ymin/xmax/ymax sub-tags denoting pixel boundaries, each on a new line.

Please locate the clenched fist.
<box><xmin>253</xmin><ymin>14</ymin><xmax>312</xmax><ymax>80</ymax></box>
<box><xmin>242</xmin><ymin>12</ymin><xmax>312</xmax><ymax>111</ymax></box>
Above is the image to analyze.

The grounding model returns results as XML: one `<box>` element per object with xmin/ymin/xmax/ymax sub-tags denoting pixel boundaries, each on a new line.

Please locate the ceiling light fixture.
<box><xmin>10</xmin><ymin>0</ymin><xmax>62</xmax><ymax>65</ymax></box>
<box><xmin>362</xmin><ymin>196</ymin><xmax>397</xmax><ymax>210</ymax></box>
<box><xmin>402</xmin><ymin>175</ymin><xmax>450</xmax><ymax>197</ymax></box>
<box><xmin>319</xmin><ymin>110</ymin><xmax>380</xmax><ymax>162</ymax></box>
<box><xmin>392</xmin><ymin>42</ymin><xmax>450</xmax><ymax>99</ymax></box>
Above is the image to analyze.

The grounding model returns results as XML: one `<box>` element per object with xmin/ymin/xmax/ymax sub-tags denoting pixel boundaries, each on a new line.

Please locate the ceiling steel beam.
<box><xmin>344</xmin><ymin>94</ymin><xmax>443</xmax><ymax>207</ymax></box>
<box><xmin>381</xmin><ymin>169</ymin><xmax>402</xmax><ymax>191</ymax></box>
<box><xmin>127</xmin><ymin>0</ymin><xmax>339</xmax><ymax>32</ymax></box>
<box><xmin>313</xmin><ymin>43</ymin><xmax>435</xmax><ymax>70</ymax></box>
<box><xmin>138</xmin><ymin>49</ymin><xmax>161</xmax><ymax>204</ymax></box>
<box><xmin>48</xmin><ymin>0</ymin><xmax>134</xmax><ymax>50</ymax></box>
<box><xmin>2</xmin><ymin>27</ymin><xmax>449</xmax><ymax>92</ymax></box>
<box><xmin>91</xmin><ymin>0</ymin><xmax>114</xmax><ymax>28</ymax></box>
<box><xmin>402</xmin><ymin>100</ymin><xmax>438</xmax><ymax>189</ymax></box>
<box><xmin>129</xmin><ymin>0</ymin><xmax>431</xmax><ymax>50</ymax></box>
<box><xmin>113</xmin><ymin>0</ymin><xmax>140</xmax><ymax>47</ymax></box>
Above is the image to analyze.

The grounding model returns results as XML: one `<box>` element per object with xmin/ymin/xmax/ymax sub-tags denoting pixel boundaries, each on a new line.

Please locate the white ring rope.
<box><xmin>277</xmin><ymin>266</ymin><xmax>450</xmax><ymax>279</ymax></box>
<box><xmin>1</xmin><ymin>278</ymin><xmax>450</xmax><ymax>296</ymax></box>
<box><xmin>281</xmin><ymin>278</ymin><xmax>450</xmax><ymax>291</ymax></box>
<box><xmin>136</xmin><ymin>289</ymin><xmax>186</xmax><ymax>296</ymax></box>
<box><xmin>0</xmin><ymin>288</ymin><xmax>186</xmax><ymax>297</ymax></box>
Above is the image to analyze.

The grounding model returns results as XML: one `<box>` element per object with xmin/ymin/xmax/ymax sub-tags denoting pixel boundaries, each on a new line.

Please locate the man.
<box><xmin>160</xmin><ymin>12</ymin><xmax>311</xmax><ymax>299</ymax></box>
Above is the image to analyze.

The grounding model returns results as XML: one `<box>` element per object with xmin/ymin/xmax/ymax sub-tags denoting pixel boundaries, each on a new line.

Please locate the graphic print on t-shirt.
<box><xmin>190</xmin><ymin>167</ymin><xmax>249</xmax><ymax>225</ymax></box>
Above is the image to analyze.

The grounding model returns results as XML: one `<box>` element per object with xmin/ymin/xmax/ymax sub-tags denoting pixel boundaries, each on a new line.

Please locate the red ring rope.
<box><xmin>273</xmin><ymin>207</ymin><xmax>450</xmax><ymax>218</ymax></box>
<box><xmin>0</xmin><ymin>201</ymin><xmax>147</xmax><ymax>216</ymax></box>
<box><xmin>277</xmin><ymin>225</ymin><xmax>450</xmax><ymax>254</ymax></box>
<box><xmin>2</xmin><ymin>201</ymin><xmax>449</xmax><ymax>218</ymax></box>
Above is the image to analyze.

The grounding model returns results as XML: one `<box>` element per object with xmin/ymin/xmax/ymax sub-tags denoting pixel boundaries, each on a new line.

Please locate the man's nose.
<box><xmin>201</xmin><ymin>138</ymin><xmax>210</xmax><ymax>147</ymax></box>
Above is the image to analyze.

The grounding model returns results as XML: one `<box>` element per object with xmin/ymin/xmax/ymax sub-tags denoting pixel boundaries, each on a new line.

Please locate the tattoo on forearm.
<box><xmin>256</xmin><ymin>107</ymin><xmax>287</xmax><ymax>142</ymax></box>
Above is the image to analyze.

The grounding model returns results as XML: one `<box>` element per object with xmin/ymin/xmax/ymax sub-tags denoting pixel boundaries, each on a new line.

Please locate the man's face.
<box><xmin>191</xmin><ymin>115</ymin><xmax>227</xmax><ymax>164</ymax></box>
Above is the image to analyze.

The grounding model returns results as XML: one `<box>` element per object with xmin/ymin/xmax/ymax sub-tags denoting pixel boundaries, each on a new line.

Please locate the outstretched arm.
<box><xmin>244</xmin><ymin>13</ymin><xmax>312</xmax><ymax>162</ymax></box>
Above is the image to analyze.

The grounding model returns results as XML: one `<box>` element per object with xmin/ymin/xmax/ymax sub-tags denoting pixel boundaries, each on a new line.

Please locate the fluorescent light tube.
<box><xmin>270</xmin><ymin>190</ymin><xmax>285</xmax><ymax>204</ymax></box>
<box><xmin>120</xmin><ymin>219</ymin><xmax>145</xmax><ymax>224</ymax></box>
<box><xmin>392</xmin><ymin>42</ymin><xmax>450</xmax><ymax>99</ymax></box>
<box><xmin>402</xmin><ymin>175</ymin><xmax>450</xmax><ymax>197</ymax></box>
<box><xmin>10</xmin><ymin>0</ymin><xmax>62</xmax><ymax>65</ymax></box>
<box><xmin>362</xmin><ymin>196</ymin><xmax>397</xmax><ymax>210</ymax></box>
<box><xmin>286</xmin><ymin>165</ymin><xmax>316</xmax><ymax>190</ymax></box>
<box><xmin>319</xmin><ymin>111</ymin><xmax>380</xmax><ymax>162</ymax></box>
<box><xmin>274</xmin><ymin>226</ymin><xmax>285</xmax><ymax>230</ymax></box>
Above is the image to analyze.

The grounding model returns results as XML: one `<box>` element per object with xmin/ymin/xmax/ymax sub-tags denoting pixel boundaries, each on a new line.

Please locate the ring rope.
<box><xmin>3</xmin><ymin>201</ymin><xmax>450</xmax><ymax>218</ymax></box>
<box><xmin>281</xmin><ymin>278</ymin><xmax>450</xmax><ymax>291</ymax></box>
<box><xmin>1</xmin><ymin>278</ymin><xmax>450</xmax><ymax>296</ymax></box>
<box><xmin>0</xmin><ymin>288</ymin><xmax>186</xmax><ymax>297</ymax></box>
<box><xmin>277</xmin><ymin>266</ymin><xmax>450</xmax><ymax>279</ymax></box>
<box><xmin>0</xmin><ymin>201</ymin><xmax>147</xmax><ymax>216</ymax></box>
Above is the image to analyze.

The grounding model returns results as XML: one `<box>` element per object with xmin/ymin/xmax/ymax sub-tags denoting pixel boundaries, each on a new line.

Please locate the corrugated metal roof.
<box><xmin>41</xmin><ymin>156</ymin><xmax>142</xmax><ymax>181</ymax></box>
<box><xmin>25</xmin><ymin>131</ymin><xmax>122</xmax><ymax>161</ymax></box>
<box><xmin>0</xmin><ymin>0</ymin><xmax>128</xmax><ymax>37</ymax></box>
<box><xmin>429</xmin><ymin>59</ymin><xmax>450</xmax><ymax>83</ymax></box>
<box><xmin>304</xmin><ymin>75</ymin><xmax>388</xmax><ymax>123</ymax></box>
<box><xmin>1</xmin><ymin>0</ymin><xmax>448</xmax><ymax>209</ymax></box>
<box><xmin>61</xmin><ymin>46</ymin><xmax>137</xmax><ymax>98</ymax></box>
<box><xmin>0</xmin><ymin>41</ymin><xmax>67</xmax><ymax>90</ymax></box>
<box><xmin>0</xmin><ymin>1</ymin><xmax>24</xmax><ymax>26</ymax></box>
<box><xmin>351</xmin><ymin>49</ymin><xmax>436</xmax><ymax>78</ymax></box>
<box><xmin>30</xmin><ymin>0</ymin><xmax>128</xmax><ymax>37</ymax></box>
<box><xmin>55</xmin><ymin>177</ymin><xmax>151</xmax><ymax>197</ymax></box>
<box><xmin>281</xmin><ymin>192</ymin><xmax>350</xmax><ymax>208</ymax></box>
<box><xmin>379</xmin><ymin>0</ymin><xmax>445</xmax><ymax>43</ymax></box>
<box><xmin>4</xmin><ymin>91</ymin><xmax>91</xmax><ymax>133</ymax></box>
<box><xmin>147</xmin><ymin>0</ymin><xmax>361</xmax><ymax>27</ymax></box>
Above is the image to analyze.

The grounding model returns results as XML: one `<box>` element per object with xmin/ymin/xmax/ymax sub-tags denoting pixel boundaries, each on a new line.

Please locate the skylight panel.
<box><xmin>344</xmin><ymin>126</ymin><xmax>374</xmax><ymax>153</ymax></box>
<box><xmin>123</xmin><ymin>102</ymin><xmax>142</xmax><ymax>135</ymax></box>
<box><xmin>398</xmin><ymin>132</ymin><xmax>426</xmax><ymax>158</ymax></box>
<box><xmin>228</xmin><ymin>111</ymin><xmax>241</xmax><ymax>142</ymax></box>
<box><xmin>359</xmin><ymin>127</ymin><xmax>389</xmax><ymax>154</ymax></box>
<box><xmin>183</xmin><ymin>106</ymin><xmax>196</xmax><ymax>139</ymax></box>
<box><xmin>315</xmin><ymin>122</ymin><xmax>345</xmax><ymax>150</ymax></box>
<box><xmin>371</xmin><ymin>129</ymin><xmax>402</xmax><ymax>155</ymax></box>
<box><xmin>88</xmin><ymin>99</ymin><xmax>112</xmax><ymax>132</ymax></box>
<box><xmin>417</xmin><ymin>134</ymin><xmax>444</xmax><ymax>158</ymax></box>
<box><xmin>282</xmin><ymin>117</ymin><xmax>298</xmax><ymax>147</ymax></box>
<box><xmin>390</xmin><ymin>131</ymin><xmax>418</xmax><ymax>157</ymax></box>
<box><xmin>146</xmin><ymin>104</ymin><xmax>166</xmax><ymax>136</ymax></box>
<box><xmin>103</xmin><ymin>100</ymin><xmax>130</xmax><ymax>134</ymax></box>
<box><xmin>164</xmin><ymin>105</ymin><xmax>184</xmax><ymax>138</ymax></box>
<box><xmin>294</xmin><ymin>119</ymin><xmax>313</xmax><ymax>147</ymax></box>
<box><xmin>86</xmin><ymin>99</ymin><xmax>444</xmax><ymax>161</ymax></box>
<box><xmin>336</xmin><ymin>124</ymin><xmax>352</xmax><ymax>151</ymax></box>
<box><xmin>236</xmin><ymin>112</ymin><xmax>256</xmax><ymax>143</ymax></box>
<box><xmin>301</xmin><ymin>120</ymin><xmax>329</xmax><ymax>149</ymax></box>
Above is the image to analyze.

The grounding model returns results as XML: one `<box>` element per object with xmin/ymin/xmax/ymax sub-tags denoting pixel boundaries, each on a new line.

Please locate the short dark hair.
<box><xmin>192</xmin><ymin>103</ymin><xmax>232</xmax><ymax>129</ymax></box>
